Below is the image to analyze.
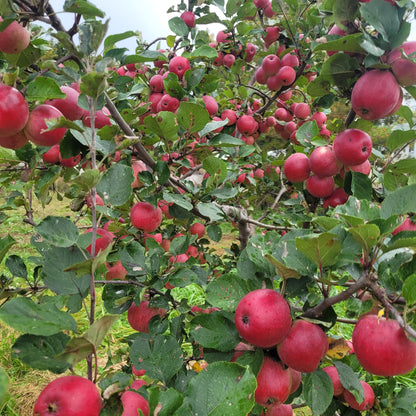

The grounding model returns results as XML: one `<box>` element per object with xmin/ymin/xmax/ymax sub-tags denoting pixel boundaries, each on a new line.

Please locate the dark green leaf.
<box><xmin>380</xmin><ymin>184</ymin><xmax>416</xmax><ymax>219</ymax></box>
<box><xmin>80</xmin><ymin>72</ymin><xmax>108</xmax><ymax>98</ymax></box>
<box><xmin>5</xmin><ymin>255</ymin><xmax>27</xmax><ymax>279</ymax></box>
<box><xmin>168</xmin><ymin>16</ymin><xmax>190</xmax><ymax>36</ymax></box>
<box><xmin>120</xmin><ymin>241</ymin><xmax>148</xmax><ymax>278</ymax></box>
<box><xmin>104</xmin><ymin>31</ymin><xmax>139</xmax><ymax>48</ymax></box>
<box><xmin>63</xmin><ymin>0</ymin><xmax>105</xmax><ymax>17</ymax></box>
<box><xmin>334</xmin><ymin>361</ymin><xmax>364</xmax><ymax>402</ymax></box>
<box><xmin>11</xmin><ymin>332</ymin><xmax>71</xmax><ymax>373</ymax></box>
<box><xmin>350</xmin><ymin>172</ymin><xmax>372</xmax><ymax>201</ymax></box>
<box><xmin>0</xmin><ymin>235</ymin><xmax>15</xmax><ymax>264</ymax></box>
<box><xmin>0</xmin><ymin>297</ymin><xmax>77</xmax><ymax>336</ymax></box>
<box><xmin>206</xmin><ymin>224</ymin><xmax>222</xmax><ymax>242</ymax></box>
<box><xmin>130</xmin><ymin>334</ymin><xmax>183</xmax><ymax>385</ymax></box>
<box><xmin>348</xmin><ymin>223</ymin><xmax>380</xmax><ymax>253</ymax></box>
<box><xmin>144</xmin><ymin>112</ymin><xmax>179</xmax><ymax>140</ymax></box>
<box><xmin>303</xmin><ymin>369</ymin><xmax>334</xmax><ymax>414</ymax></box>
<box><xmin>26</xmin><ymin>77</ymin><xmax>66</xmax><ymax>101</ymax></box>
<box><xmin>295</xmin><ymin>121</ymin><xmax>319</xmax><ymax>147</ymax></box>
<box><xmin>402</xmin><ymin>274</ymin><xmax>416</xmax><ymax>305</ymax></box>
<box><xmin>177</xmin><ymin>102</ymin><xmax>210</xmax><ymax>134</ymax></box>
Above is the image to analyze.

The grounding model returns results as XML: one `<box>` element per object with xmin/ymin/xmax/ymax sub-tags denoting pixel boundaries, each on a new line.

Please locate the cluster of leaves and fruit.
<box><xmin>1</xmin><ymin>0</ymin><xmax>416</xmax><ymax>415</ymax></box>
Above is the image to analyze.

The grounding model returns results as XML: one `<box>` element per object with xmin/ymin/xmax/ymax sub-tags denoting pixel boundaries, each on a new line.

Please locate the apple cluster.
<box><xmin>283</xmin><ymin>128</ymin><xmax>373</xmax><ymax>208</ymax></box>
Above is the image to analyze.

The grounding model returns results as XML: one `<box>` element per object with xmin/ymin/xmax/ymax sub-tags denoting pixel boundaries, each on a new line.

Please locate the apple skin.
<box><xmin>190</xmin><ymin>222</ymin><xmax>206</xmax><ymax>239</ymax></box>
<box><xmin>180</xmin><ymin>11</ymin><xmax>196</xmax><ymax>28</ymax></box>
<box><xmin>25</xmin><ymin>104</ymin><xmax>67</xmax><ymax>146</ymax></box>
<box><xmin>283</xmin><ymin>153</ymin><xmax>310</xmax><ymax>183</ymax></box>
<box><xmin>309</xmin><ymin>146</ymin><xmax>341</xmax><ymax>177</ymax></box>
<box><xmin>45</xmin><ymin>85</ymin><xmax>85</xmax><ymax>121</ymax></box>
<box><xmin>0</xmin><ymin>130</ymin><xmax>28</xmax><ymax>149</ymax></box>
<box><xmin>236</xmin><ymin>115</ymin><xmax>258</xmax><ymax>136</ymax></box>
<box><xmin>82</xmin><ymin>107</ymin><xmax>111</xmax><ymax>129</ymax></box>
<box><xmin>255</xmin><ymin>356</ymin><xmax>293</xmax><ymax>408</ymax></box>
<box><xmin>202</xmin><ymin>95</ymin><xmax>218</xmax><ymax>116</ymax></box>
<box><xmin>120</xmin><ymin>390</ymin><xmax>149</xmax><ymax>416</ymax></box>
<box><xmin>168</xmin><ymin>56</ymin><xmax>191</xmax><ymax>80</ymax></box>
<box><xmin>323</xmin><ymin>187</ymin><xmax>349</xmax><ymax>209</ymax></box>
<box><xmin>351</xmin><ymin>69</ymin><xmax>401</xmax><ymax>120</ymax></box>
<box><xmin>352</xmin><ymin>315</ymin><xmax>416</xmax><ymax>376</ymax></box>
<box><xmin>277</xmin><ymin>319</ymin><xmax>328</xmax><ymax>373</ymax></box>
<box><xmin>392</xmin><ymin>216</ymin><xmax>416</xmax><ymax>235</ymax></box>
<box><xmin>387</xmin><ymin>41</ymin><xmax>416</xmax><ymax>86</ymax></box>
<box><xmin>33</xmin><ymin>375</ymin><xmax>102</xmax><ymax>416</ymax></box>
<box><xmin>105</xmin><ymin>261</ymin><xmax>127</xmax><ymax>280</ymax></box>
<box><xmin>333</xmin><ymin>129</ymin><xmax>372</xmax><ymax>167</ymax></box>
<box><xmin>130</xmin><ymin>201</ymin><xmax>163</xmax><ymax>233</ymax></box>
<box><xmin>0</xmin><ymin>17</ymin><xmax>30</xmax><ymax>54</ymax></box>
<box><xmin>85</xmin><ymin>228</ymin><xmax>114</xmax><ymax>256</ymax></box>
<box><xmin>127</xmin><ymin>300</ymin><xmax>166</xmax><ymax>333</ymax></box>
<box><xmin>0</xmin><ymin>84</ymin><xmax>29</xmax><ymax>137</ymax></box>
<box><xmin>306</xmin><ymin>174</ymin><xmax>335</xmax><ymax>199</ymax></box>
<box><xmin>343</xmin><ymin>380</ymin><xmax>375</xmax><ymax>411</ymax></box>
<box><xmin>322</xmin><ymin>365</ymin><xmax>344</xmax><ymax>396</ymax></box>
<box><xmin>262</xmin><ymin>403</ymin><xmax>293</xmax><ymax>416</ymax></box>
<box><xmin>234</xmin><ymin>288</ymin><xmax>292</xmax><ymax>348</ymax></box>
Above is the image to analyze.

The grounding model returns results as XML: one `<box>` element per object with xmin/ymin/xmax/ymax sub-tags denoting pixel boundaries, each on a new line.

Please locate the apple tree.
<box><xmin>0</xmin><ymin>0</ymin><xmax>416</xmax><ymax>414</ymax></box>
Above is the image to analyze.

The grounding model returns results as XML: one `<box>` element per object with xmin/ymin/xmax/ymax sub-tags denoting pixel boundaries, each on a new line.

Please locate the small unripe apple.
<box><xmin>234</xmin><ymin>288</ymin><xmax>292</xmax><ymax>348</ymax></box>
<box><xmin>25</xmin><ymin>104</ymin><xmax>67</xmax><ymax>146</ymax></box>
<box><xmin>0</xmin><ymin>84</ymin><xmax>29</xmax><ymax>137</ymax></box>
<box><xmin>130</xmin><ymin>201</ymin><xmax>163</xmax><ymax>232</ymax></box>
<box><xmin>127</xmin><ymin>300</ymin><xmax>166</xmax><ymax>333</ymax></box>
<box><xmin>33</xmin><ymin>375</ymin><xmax>102</xmax><ymax>416</ymax></box>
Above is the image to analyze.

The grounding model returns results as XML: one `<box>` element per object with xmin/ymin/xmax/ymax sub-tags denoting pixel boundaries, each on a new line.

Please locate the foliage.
<box><xmin>0</xmin><ymin>0</ymin><xmax>416</xmax><ymax>415</ymax></box>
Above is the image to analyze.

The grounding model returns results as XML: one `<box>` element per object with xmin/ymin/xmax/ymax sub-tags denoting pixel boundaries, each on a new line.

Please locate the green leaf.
<box><xmin>36</xmin><ymin>216</ymin><xmax>79</xmax><ymax>248</ymax></box>
<box><xmin>315</xmin><ymin>33</ymin><xmax>365</xmax><ymax>54</ymax></box>
<box><xmin>203</xmin><ymin>155</ymin><xmax>227</xmax><ymax>182</ymax></box>
<box><xmin>190</xmin><ymin>46</ymin><xmax>219</xmax><ymax>59</ymax></box>
<box><xmin>206</xmin><ymin>273</ymin><xmax>248</xmax><ymax>312</ymax></box>
<box><xmin>155</xmin><ymin>161</ymin><xmax>170</xmax><ymax>185</ymax></box>
<box><xmin>96</xmin><ymin>163</ymin><xmax>133</xmax><ymax>206</ymax></box>
<box><xmin>199</xmin><ymin>119</ymin><xmax>229</xmax><ymax>137</ymax></box>
<box><xmin>130</xmin><ymin>334</ymin><xmax>183</xmax><ymax>385</ymax></box>
<box><xmin>206</xmin><ymin>224</ymin><xmax>222</xmax><ymax>242</ymax></box>
<box><xmin>2</xmin><ymin>44</ymin><xmax>42</xmax><ymax>67</ymax></box>
<box><xmin>350</xmin><ymin>172</ymin><xmax>372</xmax><ymax>201</ymax></box>
<box><xmin>26</xmin><ymin>77</ymin><xmax>66</xmax><ymax>101</ymax></box>
<box><xmin>148</xmin><ymin>387</ymin><xmax>184</xmax><ymax>416</ymax></box>
<box><xmin>120</xmin><ymin>241</ymin><xmax>147</xmax><ymax>279</ymax></box>
<box><xmin>11</xmin><ymin>332</ymin><xmax>71</xmax><ymax>373</ymax></box>
<box><xmin>102</xmin><ymin>283</ymin><xmax>136</xmax><ymax>314</ymax></box>
<box><xmin>207</xmin><ymin>134</ymin><xmax>245</xmax><ymax>147</ymax></box>
<box><xmin>63</xmin><ymin>0</ymin><xmax>105</xmax><ymax>17</ymax></box>
<box><xmin>386</xmin><ymin>130</ymin><xmax>416</xmax><ymax>152</ymax></box>
<box><xmin>80</xmin><ymin>71</ymin><xmax>108</xmax><ymax>98</ymax></box>
<box><xmin>184</xmin><ymin>68</ymin><xmax>205</xmax><ymax>90</ymax></box>
<box><xmin>295</xmin><ymin>233</ymin><xmax>342</xmax><ymax>268</ymax></box>
<box><xmin>402</xmin><ymin>274</ymin><xmax>416</xmax><ymax>305</ymax></box>
<box><xmin>383</xmin><ymin>231</ymin><xmax>416</xmax><ymax>252</ymax></box>
<box><xmin>190</xmin><ymin>311</ymin><xmax>240</xmax><ymax>352</ymax></box>
<box><xmin>168</xmin><ymin>16</ymin><xmax>190</xmax><ymax>36</ymax></box>
<box><xmin>0</xmin><ymin>235</ymin><xmax>16</xmax><ymax>264</ymax></box>
<box><xmin>163</xmin><ymin>191</ymin><xmax>193</xmax><ymax>211</ymax></box>
<box><xmin>349</xmin><ymin>223</ymin><xmax>380</xmax><ymax>253</ymax></box>
<box><xmin>5</xmin><ymin>255</ymin><xmax>27</xmax><ymax>279</ymax></box>
<box><xmin>295</xmin><ymin>121</ymin><xmax>319</xmax><ymax>147</ymax></box>
<box><xmin>0</xmin><ymin>297</ymin><xmax>77</xmax><ymax>336</ymax></box>
<box><xmin>303</xmin><ymin>369</ymin><xmax>334</xmax><ymax>415</ymax></box>
<box><xmin>178</xmin><ymin>362</ymin><xmax>256</xmax><ymax>416</ymax></box>
<box><xmin>144</xmin><ymin>112</ymin><xmax>179</xmax><ymax>140</ymax></box>
<box><xmin>177</xmin><ymin>102</ymin><xmax>210</xmax><ymax>134</ymax></box>
<box><xmin>196</xmin><ymin>202</ymin><xmax>225</xmax><ymax>222</ymax></box>
<box><xmin>264</xmin><ymin>254</ymin><xmax>301</xmax><ymax>279</ymax></box>
<box><xmin>360</xmin><ymin>0</ymin><xmax>400</xmax><ymax>43</ymax></box>
<box><xmin>169</xmin><ymin>235</ymin><xmax>190</xmax><ymax>256</ymax></box>
<box><xmin>334</xmin><ymin>361</ymin><xmax>364</xmax><ymax>402</ymax></box>
<box><xmin>380</xmin><ymin>184</ymin><xmax>416</xmax><ymax>219</ymax></box>
<box><xmin>104</xmin><ymin>31</ymin><xmax>139</xmax><ymax>48</ymax></box>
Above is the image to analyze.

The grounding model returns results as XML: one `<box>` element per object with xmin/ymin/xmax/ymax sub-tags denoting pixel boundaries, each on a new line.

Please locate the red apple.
<box><xmin>309</xmin><ymin>146</ymin><xmax>341</xmax><ymax>177</ymax></box>
<box><xmin>387</xmin><ymin>41</ymin><xmax>416</xmax><ymax>86</ymax></box>
<box><xmin>263</xmin><ymin>404</ymin><xmax>293</xmax><ymax>416</ymax></box>
<box><xmin>85</xmin><ymin>227</ymin><xmax>114</xmax><ymax>256</ymax></box>
<box><xmin>323</xmin><ymin>187</ymin><xmax>349</xmax><ymax>209</ymax></box>
<box><xmin>131</xmin><ymin>159</ymin><xmax>147</xmax><ymax>188</ymax></box>
<box><xmin>351</xmin><ymin>69</ymin><xmax>401</xmax><ymax>120</ymax></box>
<box><xmin>60</xmin><ymin>154</ymin><xmax>81</xmax><ymax>168</ymax></box>
<box><xmin>333</xmin><ymin>129</ymin><xmax>372</xmax><ymax>167</ymax></box>
<box><xmin>120</xmin><ymin>390</ymin><xmax>149</xmax><ymax>416</ymax></box>
<box><xmin>322</xmin><ymin>365</ymin><xmax>344</xmax><ymax>396</ymax></box>
<box><xmin>25</xmin><ymin>104</ymin><xmax>67</xmax><ymax>146</ymax></box>
<box><xmin>168</xmin><ymin>56</ymin><xmax>191</xmax><ymax>80</ymax></box>
<box><xmin>255</xmin><ymin>356</ymin><xmax>293</xmax><ymax>408</ymax></box>
<box><xmin>45</xmin><ymin>85</ymin><xmax>85</xmax><ymax>121</ymax></box>
<box><xmin>202</xmin><ymin>95</ymin><xmax>218</xmax><ymax>116</ymax></box>
<box><xmin>276</xmin><ymin>66</ymin><xmax>296</xmax><ymax>86</ymax></box>
<box><xmin>283</xmin><ymin>153</ymin><xmax>310</xmax><ymax>183</ymax></box>
<box><xmin>237</xmin><ymin>115</ymin><xmax>258</xmax><ymax>136</ymax></box>
<box><xmin>149</xmin><ymin>74</ymin><xmax>164</xmax><ymax>93</ymax></box>
<box><xmin>280</xmin><ymin>53</ymin><xmax>299</xmax><ymax>68</ymax></box>
<box><xmin>130</xmin><ymin>201</ymin><xmax>163</xmax><ymax>232</ymax></box>
<box><xmin>234</xmin><ymin>288</ymin><xmax>292</xmax><ymax>348</ymax></box>
<box><xmin>293</xmin><ymin>103</ymin><xmax>310</xmax><ymax>120</ymax></box>
<box><xmin>223</xmin><ymin>54</ymin><xmax>236</xmax><ymax>68</ymax></box>
<box><xmin>244</xmin><ymin>42</ymin><xmax>257</xmax><ymax>62</ymax></box>
<box><xmin>158</xmin><ymin>93</ymin><xmax>180</xmax><ymax>112</ymax></box>
<box><xmin>343</xmin><ymin>380</ymin><xmax>375</xmax><ymax>411</ymax></box>
<box><xmin>352</xmin><ymin>315</ymin><xmax>416</xmax><ymax>376</ymax></box>
<box><xmin>33</xmin><ymin>375</ymin><xmax>102</xmax><ymax>416</ymax></box>
<box><xmin>255</xmin><ymin>67</ymin><xmax>268</xmax><ymax>84</ymax></box>
<box><xmin>127</xmin><ymin>300</ymin><xmax>166</xmax><ymax>333</ymax></box>
<box><xmin>180</xmin><ymin>11</ymin><xmax>196</xmax><ymax>28</ymax></box>
<box><xmin>190</xmin><ymin>222</ymin><xmax>206</xmax><ymax>239</ymax></box>
<box><xmin>42</xmin><ymin>144</ymin><xmax>61</xmax><ymax>164</ymax></box>
<box><xmin>0</xmin><ymin>84</ymin><xmax>29</xmax><ymax>137</ymax></box>
<box><xmin>105</xmin><ymin>261</ymin><xmax>127</xmax><ymax>280</ymax></box>
<box><xmin>221</xmin><ymin>109</ymin><xmax>238</xmax><ymax>125</ymax></box>
<box><xmin>392</xmin><ymin>217</ymin><xmax>416</xmax><ymax>235</ymax></box>
<box><xmin>0</xmin><ymin>130</ymin><xmax>28</xmax><ymax>149</ymax></box>
<box><xmin>262</xmin><ymin>26</ymin><xmax>280</xmax><ymax>48</ymax></box>
<box><xmin>262</xmin><ymin>55</ymin><xmax>281</xmax><ymax>77</ymax></box>
<box><xmin>277</xmin><ymin>319</ymin><xmax>328</xmax><ymax>373</ymax></box>
<box><xmin>306</xmin><ymin>174</ymin><xmax>335</xmax><ymax>198</ymax></box>
<box><xmin>82</xmin><ymin>107</ymin><xmax>112</xmax><ymax>129</ymax></box>
<box><xmin>0</xmin><ymin>17</ymin><xmax>30</xmax><ymax>54</ymax></box>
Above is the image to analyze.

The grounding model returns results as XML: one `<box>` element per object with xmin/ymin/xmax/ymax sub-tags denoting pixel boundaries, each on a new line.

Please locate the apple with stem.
<box><xmin>130</xmin><ymin>201</ymin><xmax>163</xmax><ymax>232</ymax></box>
<box><xmin>33</xmin><ymin>375</ymin><xmax>102</xmax><ymax>416</ymax></box>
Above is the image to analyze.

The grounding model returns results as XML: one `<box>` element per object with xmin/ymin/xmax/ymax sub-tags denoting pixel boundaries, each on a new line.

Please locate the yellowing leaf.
<box><xmin>327</xmin><ymin>337</ymin><xmax>352</xmax><ymax>359</ymax></box>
